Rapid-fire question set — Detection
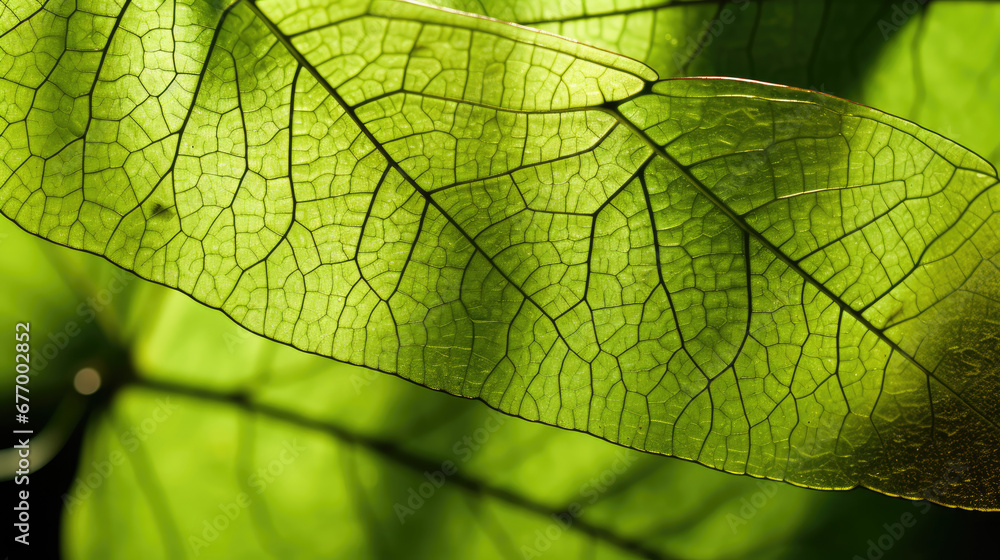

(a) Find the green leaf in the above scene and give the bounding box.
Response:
[2,0,999,510]
[0,215,989,560]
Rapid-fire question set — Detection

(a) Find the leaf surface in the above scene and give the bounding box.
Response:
[1,0,999,509]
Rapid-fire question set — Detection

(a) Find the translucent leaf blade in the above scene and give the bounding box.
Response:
[1,0,998,510]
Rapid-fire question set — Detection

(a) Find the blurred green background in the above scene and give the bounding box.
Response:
[2,1,999,559]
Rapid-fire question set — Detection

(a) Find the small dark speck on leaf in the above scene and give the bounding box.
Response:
[150,203,172,219]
